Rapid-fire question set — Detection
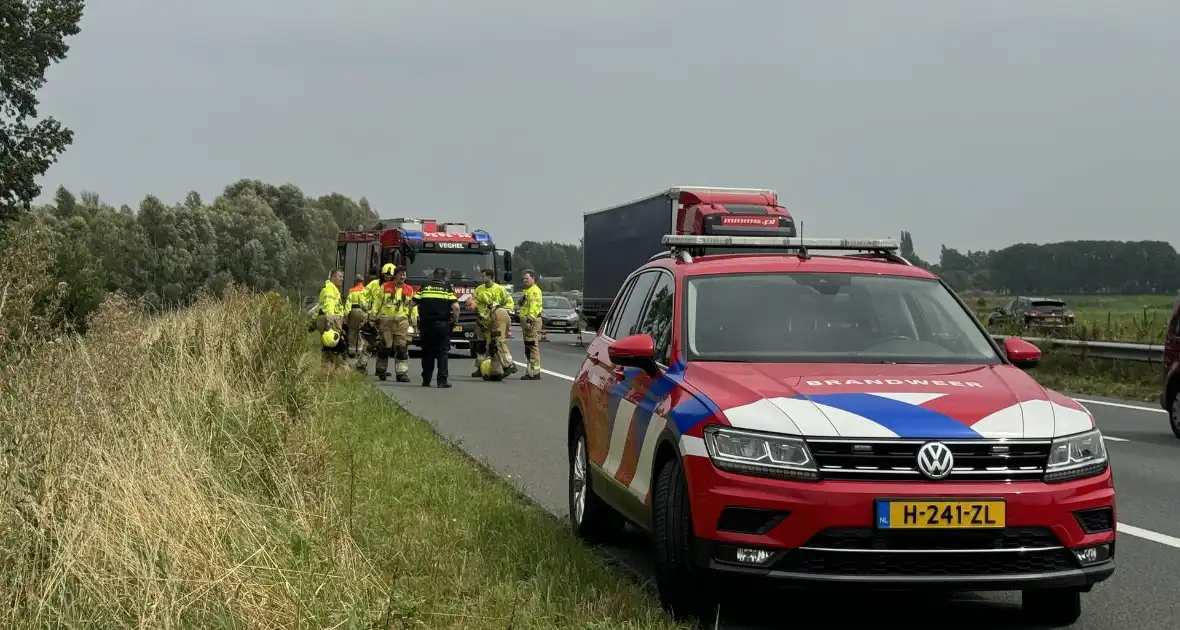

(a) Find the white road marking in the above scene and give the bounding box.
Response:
[519,365,1180,549]
[1073,397,1165,414]
[512,361,575,382]
[1119,523,1180,549]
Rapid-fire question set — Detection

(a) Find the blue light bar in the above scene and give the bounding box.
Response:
[401,229,424,240]
[473,231,490,242]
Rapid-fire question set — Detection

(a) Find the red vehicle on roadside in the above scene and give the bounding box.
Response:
[1160,293,1180,437]
[566,234,1115,625]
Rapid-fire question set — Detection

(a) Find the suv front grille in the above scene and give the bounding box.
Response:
[808,438,1050,481]
[776,526,1076,577]
[775,548,1077,576]
[804,526,1061,551]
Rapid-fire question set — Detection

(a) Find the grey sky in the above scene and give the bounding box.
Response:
[35,0,1180,261]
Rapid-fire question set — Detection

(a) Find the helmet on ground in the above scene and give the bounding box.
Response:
[381,263,396,275]
[480,358,493,377]
[321,329,340,348]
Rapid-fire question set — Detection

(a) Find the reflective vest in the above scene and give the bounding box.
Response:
[347,284,370,310]
[376,282,417,319]
[519,284,543,319]
[318,280,345,316]
[473,283,514,319]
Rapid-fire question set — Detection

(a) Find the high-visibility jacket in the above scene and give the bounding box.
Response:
[374,282,418,319]
[347,283,371,310]
[473,283,514,320]
[413,281,459,325]
[318,280,345,316]
[364,279,382,309]
[519,284,543,319]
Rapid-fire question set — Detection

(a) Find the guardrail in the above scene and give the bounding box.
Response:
[993,335,1165,363]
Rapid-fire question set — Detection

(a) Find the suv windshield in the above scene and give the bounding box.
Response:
[543,296,572,309]
[685,273,1001,364]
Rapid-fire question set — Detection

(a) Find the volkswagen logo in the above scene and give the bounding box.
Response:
[916,442,955,480]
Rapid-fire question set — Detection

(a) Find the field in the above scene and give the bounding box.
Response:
[0,292,686,630]
[965,292,1176,344]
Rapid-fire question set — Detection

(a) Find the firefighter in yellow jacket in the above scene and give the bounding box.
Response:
[517,270,543,380]
[345,274,372,370]
[372,267,418,382]
[317,268,347,369]
[471,268,516,379]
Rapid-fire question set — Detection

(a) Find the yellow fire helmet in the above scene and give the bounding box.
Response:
[381,263,396,275]
[321,329,340,348]
[479,358,493,377]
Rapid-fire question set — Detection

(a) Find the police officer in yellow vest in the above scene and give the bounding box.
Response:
[471,269,516,380]
[371,267,418,382]
[517,270,544,380]
[345,274,372,371]
[317,268,347,369]
[414,267,460,388]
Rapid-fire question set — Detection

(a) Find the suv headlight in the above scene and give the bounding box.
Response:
[1044,428,1108,483]
[702,426,819,481]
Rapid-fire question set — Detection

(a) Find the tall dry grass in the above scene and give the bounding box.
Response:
[0,290,388,628]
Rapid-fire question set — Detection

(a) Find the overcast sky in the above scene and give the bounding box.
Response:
[35,0,1180,261]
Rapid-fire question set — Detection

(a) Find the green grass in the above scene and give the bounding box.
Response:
[323,376,687,629]
[1027,349,1163,403]
[0,291,686,629]
[964,292,1175,344]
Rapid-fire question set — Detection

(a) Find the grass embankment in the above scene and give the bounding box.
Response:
[0,292,685,629]
[1029,349,1161,403]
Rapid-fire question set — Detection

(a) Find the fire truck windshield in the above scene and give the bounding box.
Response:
[404,250,494,283]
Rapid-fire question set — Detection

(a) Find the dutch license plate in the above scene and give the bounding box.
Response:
[876,499,1005,529]
[453,325,462,332]
[552,321,566,326]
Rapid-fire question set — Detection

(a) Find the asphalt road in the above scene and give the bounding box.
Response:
[376,329,1180,629]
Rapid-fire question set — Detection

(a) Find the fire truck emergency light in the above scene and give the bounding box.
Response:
[661,234,899,252]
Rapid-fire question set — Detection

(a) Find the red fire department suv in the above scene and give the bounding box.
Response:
[566,234,1115,625]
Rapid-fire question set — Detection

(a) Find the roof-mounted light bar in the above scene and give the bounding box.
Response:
[661,234,899,252]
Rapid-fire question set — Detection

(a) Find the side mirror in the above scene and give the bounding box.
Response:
[500,250,513,271]
[1003,337,1041,369]
[608,333,659,376]
[504,272,512,283]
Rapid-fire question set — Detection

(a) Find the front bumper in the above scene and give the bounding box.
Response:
[541,318,581,332]
[410,321,477,349]
[683,456,1116,591]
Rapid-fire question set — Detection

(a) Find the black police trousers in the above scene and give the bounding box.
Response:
[419,322,451,384]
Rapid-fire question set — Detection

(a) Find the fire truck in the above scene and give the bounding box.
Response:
[581,186,796,330]
[337,218,513,356]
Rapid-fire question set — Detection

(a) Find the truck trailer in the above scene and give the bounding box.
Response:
[336,218,513,355]
[580,186,795,330]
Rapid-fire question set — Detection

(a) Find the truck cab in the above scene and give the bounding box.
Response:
[581,186,796,330]
[337,218,513,355]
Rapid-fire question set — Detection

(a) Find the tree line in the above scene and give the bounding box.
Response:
[511,231,1180,296]
[900,230,1180,295]
[2,182,376,334]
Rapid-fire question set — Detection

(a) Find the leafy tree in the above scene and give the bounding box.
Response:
[0,0,85,223]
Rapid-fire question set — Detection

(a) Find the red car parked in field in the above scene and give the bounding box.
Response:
[566,234,1115,625]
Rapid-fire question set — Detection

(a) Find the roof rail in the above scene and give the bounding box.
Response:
[662,234,898,251]
[660,234,906,265]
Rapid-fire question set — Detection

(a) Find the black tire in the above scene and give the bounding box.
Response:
[1022,588,1081,626]
[568,423,625,543]
[1169,390,1180,439]
[652,457,717,621]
